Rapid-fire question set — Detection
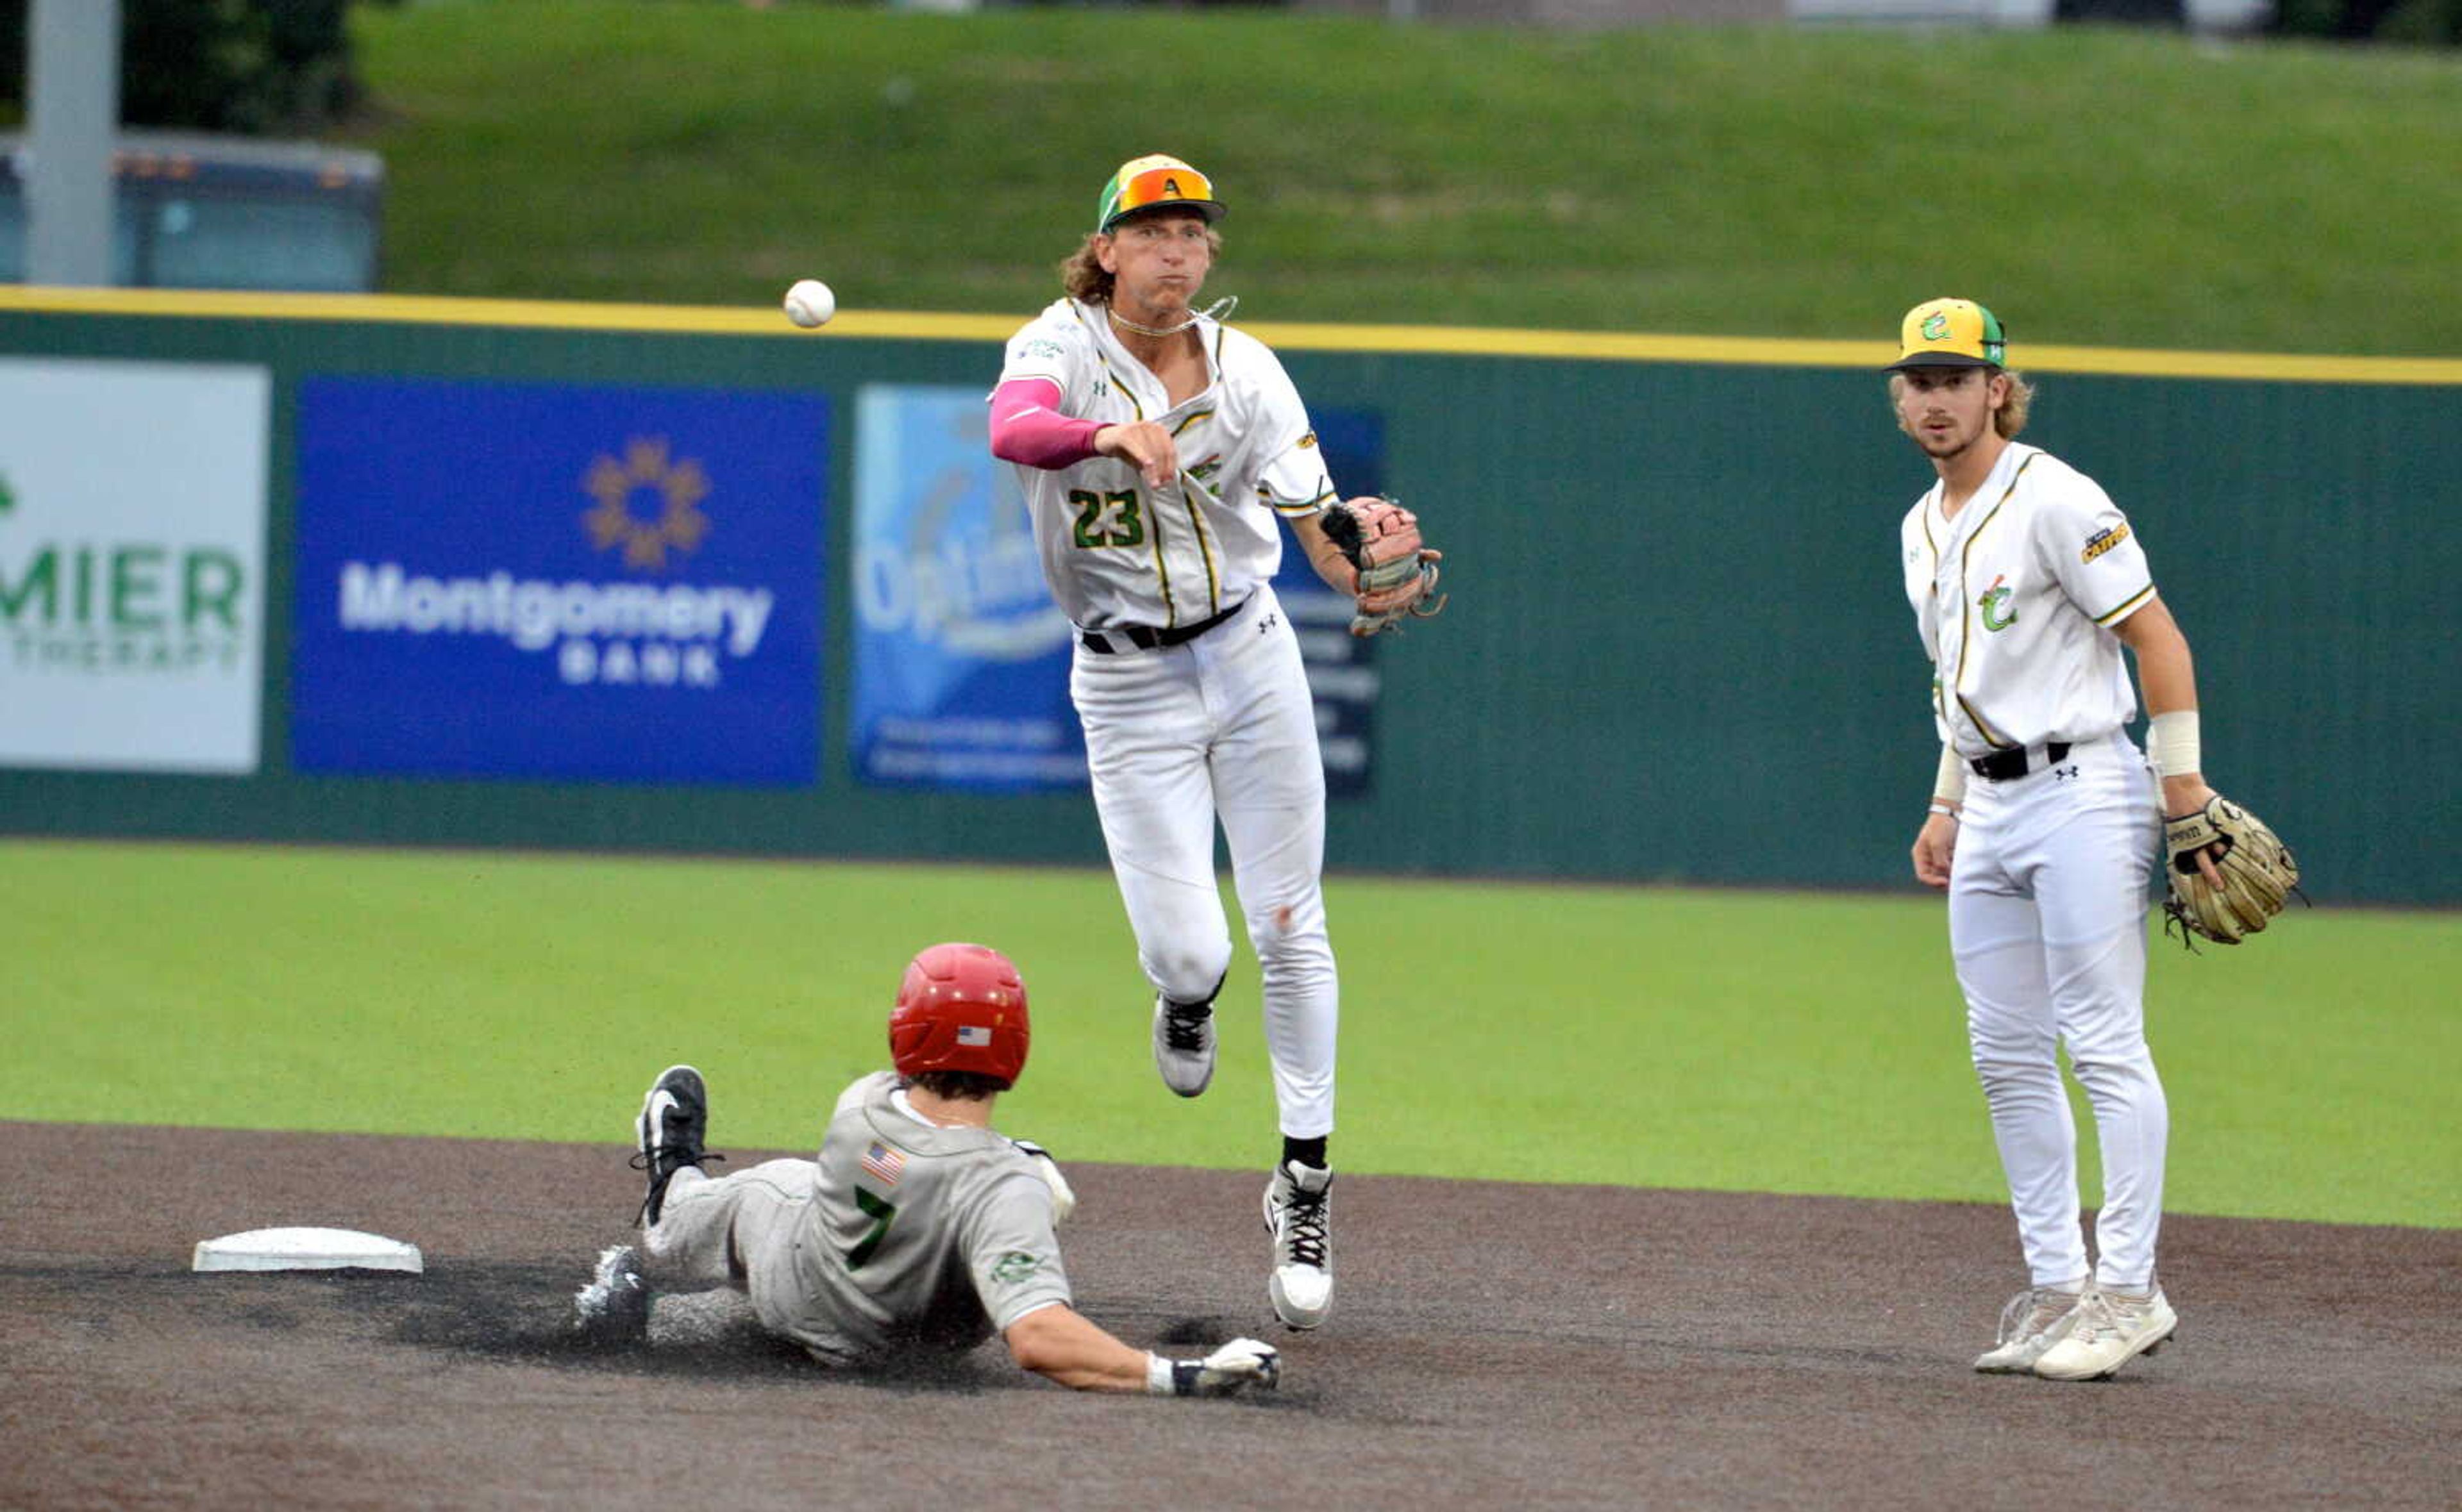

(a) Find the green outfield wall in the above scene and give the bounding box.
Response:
[1,290,2455,904]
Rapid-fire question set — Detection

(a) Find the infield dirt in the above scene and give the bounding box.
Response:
[5,1122,2455,1509]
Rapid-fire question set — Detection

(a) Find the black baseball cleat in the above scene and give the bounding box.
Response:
[630,1065,723,1226]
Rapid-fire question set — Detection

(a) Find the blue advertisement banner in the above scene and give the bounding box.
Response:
[851,386,1082,791]
[291,378,826,785]
[850,387,1386,797]
[1272,407,1385,799]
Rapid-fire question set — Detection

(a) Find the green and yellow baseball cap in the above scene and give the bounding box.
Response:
[1887,297,2007,370]
[1095,154,1226,234]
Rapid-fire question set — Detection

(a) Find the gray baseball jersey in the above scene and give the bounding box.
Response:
[997,297,1336,632]
[769,1072,1072,1364]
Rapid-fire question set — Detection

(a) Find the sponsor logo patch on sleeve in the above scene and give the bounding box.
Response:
[2081,523,2132,563]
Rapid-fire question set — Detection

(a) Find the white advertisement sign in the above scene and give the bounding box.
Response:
[0,358,270,773]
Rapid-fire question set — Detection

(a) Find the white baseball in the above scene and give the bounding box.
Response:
[783,279,835,329]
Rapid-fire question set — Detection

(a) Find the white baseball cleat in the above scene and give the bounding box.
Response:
[1151,993,1216,1097]
[2032,1286,2179,1381]
[1263,1159,1333,1330]
[1973,1282,2091,1373]
[572,1245,649,1343]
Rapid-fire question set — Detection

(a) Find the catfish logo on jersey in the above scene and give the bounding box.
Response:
[2081,523,2132,564]
[1978,574,2018,633]
[991,1252,1044,1284]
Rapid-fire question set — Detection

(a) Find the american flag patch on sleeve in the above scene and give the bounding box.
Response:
[860,1142,905,1188]
[956,1025,993,1047]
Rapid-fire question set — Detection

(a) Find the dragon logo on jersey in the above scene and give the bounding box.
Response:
[991,1251,1043,1284]
[2081,523,2132,563]
[1977,574,2018,633]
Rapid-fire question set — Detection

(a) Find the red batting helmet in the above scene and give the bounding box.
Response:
[889,943,1030,1086]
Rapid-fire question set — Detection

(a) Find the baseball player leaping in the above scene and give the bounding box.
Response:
[571,943,1280,1397]
[1890,298,2229,1382]
[987,154,1439,1331]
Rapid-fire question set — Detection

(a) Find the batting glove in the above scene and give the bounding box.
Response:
[1148,1337,1281,1397]
[1011,1138,1076,1225]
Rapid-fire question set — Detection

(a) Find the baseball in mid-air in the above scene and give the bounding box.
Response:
[783,279,836,329]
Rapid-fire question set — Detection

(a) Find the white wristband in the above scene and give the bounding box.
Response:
[1928,801,1959,819]
[1146,1352,1175,1395]
[1933,744,1968,805]
[2147,710,2202,778]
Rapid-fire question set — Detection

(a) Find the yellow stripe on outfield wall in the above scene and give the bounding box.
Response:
[4,286,2459,386]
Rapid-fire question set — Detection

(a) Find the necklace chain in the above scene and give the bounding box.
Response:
[1107,296,1238,340]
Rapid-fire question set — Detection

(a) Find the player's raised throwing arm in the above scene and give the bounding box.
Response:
[987,377,1177,487]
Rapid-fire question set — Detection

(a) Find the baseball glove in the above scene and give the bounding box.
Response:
[1319,497,1446,637]
[2161,795,2302,947]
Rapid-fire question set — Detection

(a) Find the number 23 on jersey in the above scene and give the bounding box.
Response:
[1071,488,1144,549]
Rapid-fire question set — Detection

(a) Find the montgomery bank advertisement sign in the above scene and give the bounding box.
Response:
[0,358,270,774]
[290,377,827,786]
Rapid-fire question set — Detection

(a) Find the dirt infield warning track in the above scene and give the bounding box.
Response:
[4,1123,2456,1511]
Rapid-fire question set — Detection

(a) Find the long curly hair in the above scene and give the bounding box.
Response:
[1058,224,1225,305]
[1890,369,2034,440]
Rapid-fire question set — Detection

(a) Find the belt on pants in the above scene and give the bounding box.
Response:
[1968,740,2072,782]
[1078,597,1246,655]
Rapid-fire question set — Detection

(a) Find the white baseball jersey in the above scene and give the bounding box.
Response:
[996,297,1336,632]
[1901,442,2156,757]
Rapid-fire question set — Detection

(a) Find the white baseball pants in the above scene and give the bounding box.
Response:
[1948,734,2168,1292]
[1071,583,1338,1138]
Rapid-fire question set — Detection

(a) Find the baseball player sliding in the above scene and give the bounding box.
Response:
[986,154,1441,1331]
[572,942,1280,1397]
[1891,298,2223,1381]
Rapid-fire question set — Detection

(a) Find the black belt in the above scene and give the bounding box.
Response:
[1079,598,1246,655]
[1969,741,2070,782]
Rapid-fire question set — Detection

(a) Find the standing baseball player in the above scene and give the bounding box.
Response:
[1891,297,2221,1382]
[985,153,1441,1332]
[572,942,1281,1398]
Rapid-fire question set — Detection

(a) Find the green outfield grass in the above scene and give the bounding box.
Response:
[344,3,2462,355]
[10,838,2452,1229]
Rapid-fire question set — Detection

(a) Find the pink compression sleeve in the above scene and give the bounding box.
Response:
[989,378,1104,469]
